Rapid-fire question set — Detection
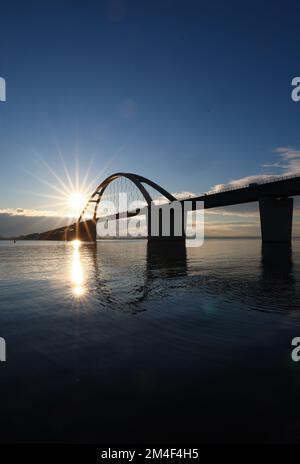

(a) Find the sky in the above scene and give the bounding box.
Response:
[1,0,300,236]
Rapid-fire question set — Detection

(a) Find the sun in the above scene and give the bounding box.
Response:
[27,153,107,223]
[68,192,86,211]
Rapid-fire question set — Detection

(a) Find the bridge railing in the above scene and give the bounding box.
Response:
[195,173,300,199]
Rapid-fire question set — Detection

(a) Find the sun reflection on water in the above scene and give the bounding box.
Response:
[71,240,85,297]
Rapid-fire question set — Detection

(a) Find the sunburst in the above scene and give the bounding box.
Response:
[20,150,114,234]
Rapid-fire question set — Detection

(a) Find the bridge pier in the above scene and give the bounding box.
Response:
[259,197,293,243]
[147,204,186,241]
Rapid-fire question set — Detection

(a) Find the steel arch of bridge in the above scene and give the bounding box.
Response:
[78,172,176,224]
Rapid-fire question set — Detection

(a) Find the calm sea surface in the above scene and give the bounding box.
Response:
[0,238,300,443]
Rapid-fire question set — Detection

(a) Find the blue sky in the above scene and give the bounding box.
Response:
[1,0,300,235]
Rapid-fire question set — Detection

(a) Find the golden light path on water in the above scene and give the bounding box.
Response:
[71,240,86,298]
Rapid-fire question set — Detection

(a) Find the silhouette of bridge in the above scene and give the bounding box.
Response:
[31,172,300,244]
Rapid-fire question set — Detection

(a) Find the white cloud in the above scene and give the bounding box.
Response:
[211,174,278,193]
[210,146,300,193]
[0,208,60,217]
[265,147,300,174]
[0,208,79,218]
[172,191,198,200]
[205,207,259,218]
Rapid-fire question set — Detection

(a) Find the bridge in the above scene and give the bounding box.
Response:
[32,172,300,244]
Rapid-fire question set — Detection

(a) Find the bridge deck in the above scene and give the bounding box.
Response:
[97,174,300,223]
